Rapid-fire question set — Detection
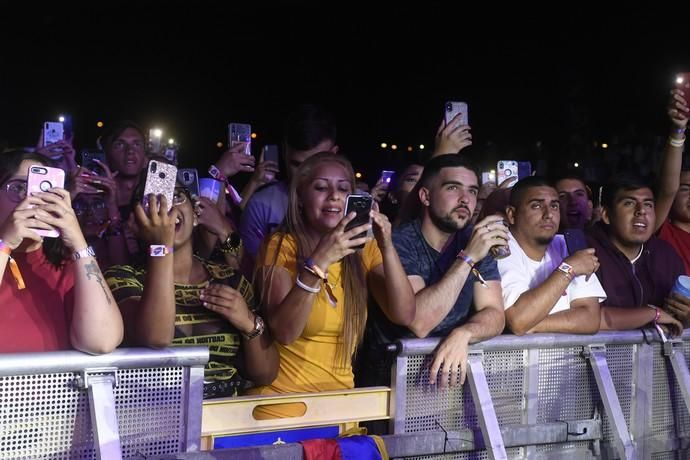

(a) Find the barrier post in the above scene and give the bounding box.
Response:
[77,367,122,460]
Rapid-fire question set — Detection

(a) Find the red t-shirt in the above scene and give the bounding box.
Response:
[658,220,690,274]
[0,248,75,353]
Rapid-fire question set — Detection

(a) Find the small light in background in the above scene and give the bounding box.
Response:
[168,138,175,145]
[96,121,104,128]
[152,129,163,138]
[407,146,413,152]
[251,133,257,139]
[602,143,608,149]
[58,115,65,122]
[355,172,362,179]
[216,142,224,148]
[419,144,425,150]
[380,142,388,149]
[677,76,685,85]
[391,144,398,150]
[574,162,580,168]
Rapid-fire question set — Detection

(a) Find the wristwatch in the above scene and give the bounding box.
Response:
[73,246,96,260]
[242,314,265,340]
[556,261,575,281]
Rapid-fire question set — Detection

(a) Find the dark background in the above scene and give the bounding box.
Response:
[1,3,689,184]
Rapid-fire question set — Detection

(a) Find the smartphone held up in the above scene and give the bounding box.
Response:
[27,165,66,238]
[444,101,469,126]
[142,160,177,214]
[344,194,373,250]
[228,123,252,156]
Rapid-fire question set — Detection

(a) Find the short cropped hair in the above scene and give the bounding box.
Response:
[508,176,554,208]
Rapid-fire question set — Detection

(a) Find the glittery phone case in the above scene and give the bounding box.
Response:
[142,160,177,213]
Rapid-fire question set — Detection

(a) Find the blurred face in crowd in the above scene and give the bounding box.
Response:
[671,171,690,225]
[602,187,655,251]
[508,186,560,248]
[73,194,108,237]
[420,166,478,234]
[397,164,423,196]
[555,178,592,230]
[299,161,353,235]
[105,127,147,178]
[286,139,338,181]
[171,187,196,248]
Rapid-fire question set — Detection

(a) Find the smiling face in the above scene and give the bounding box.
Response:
[299,162,353,235]
[420,166,478,233]
[602,187,655,253]
[555,178,592,230]
[508,185,560,249]
[171,187,196,248]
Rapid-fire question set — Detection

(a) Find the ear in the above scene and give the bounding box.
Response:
[601,206,610,225]
[419,186,431,206]
[506,206,517,226]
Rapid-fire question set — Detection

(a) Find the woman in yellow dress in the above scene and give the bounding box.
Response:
[249,152,415,417]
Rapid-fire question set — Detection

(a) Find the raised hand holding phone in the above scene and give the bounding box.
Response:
[27,165,65,238]
[142,160,177,214]
[344,194,373,249]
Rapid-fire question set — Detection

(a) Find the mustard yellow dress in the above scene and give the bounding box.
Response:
[247,232,382,418]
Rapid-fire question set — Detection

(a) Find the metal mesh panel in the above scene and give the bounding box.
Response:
[483,350,526,427]
[0,366,186,459]
[407,446,522,460]
[601,344,633,444]
[535,347,597,454]
[652,343,675,437]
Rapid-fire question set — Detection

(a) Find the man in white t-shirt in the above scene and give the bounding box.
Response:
[497,177,606,335]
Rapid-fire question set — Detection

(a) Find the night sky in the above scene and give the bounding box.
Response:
[2,4,689,183]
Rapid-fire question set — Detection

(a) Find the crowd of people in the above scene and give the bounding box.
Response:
[2,89,690,429]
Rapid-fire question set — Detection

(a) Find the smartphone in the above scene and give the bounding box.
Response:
[148,128,162,155]
[27,165,66,238]
[43,122,64,147]
[497,160,519,187]
[261,145,280,182]
[481,171,496,185]
[81,150,106,176]
[676,73,690,106]
[177,168,200,198]
[518,161,532,179]
[163,145,178,164]
[380,170,395,186]
[228,123,252,156]
[344,194,373,250]
[142,160,178,213]
[563,228,588,255]
[444,101,469,126]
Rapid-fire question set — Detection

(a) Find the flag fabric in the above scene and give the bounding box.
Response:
[301,434,387,460]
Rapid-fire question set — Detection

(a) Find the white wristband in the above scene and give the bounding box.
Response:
[296,275,320,293]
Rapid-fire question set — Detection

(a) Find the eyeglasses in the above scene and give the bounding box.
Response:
[111,139,145,152]
[73,199,107,216]
[4,180,27,203]
[172,188,188,206]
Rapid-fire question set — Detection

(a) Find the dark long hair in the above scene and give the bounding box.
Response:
[0,150,67,267]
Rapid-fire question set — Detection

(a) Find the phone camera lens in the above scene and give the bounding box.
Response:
[151,162,157,173]
[159,172,166,179]
[445,102,452,112]
[498,162,504,169]
[184,172,190,181]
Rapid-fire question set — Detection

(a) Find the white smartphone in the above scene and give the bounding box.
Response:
[228,123,252,155]
[43,122,64,146]
[497,160,519,187]
[444,101,469,126]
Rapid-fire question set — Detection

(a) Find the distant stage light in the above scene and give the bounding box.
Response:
[58,116,65,122]
[355,172,362,179]
[419,144,425,150]
[96,121,104,128]
[391,144,398,150]
[602,143,608,149]
[216,142,224,148]
[152,129,163,138]
[380,143,388,149]
[168,138,175,145]
[407,146,413,152]
[574,162,580,168]
[251,133,257,139]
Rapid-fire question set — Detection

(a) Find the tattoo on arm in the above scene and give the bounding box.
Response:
[84,260,112,305]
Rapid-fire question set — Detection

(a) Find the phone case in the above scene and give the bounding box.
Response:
[564,228,588,255]
[228,123,252,155]
[497,160,519,187]
[344,194,373,249]
[380,170,395,185]
[27,165,66,238]
[43,122,64,146]
[177,168,200,198]
[444,101,469,126]
[262,145,280,165]
[81,150,106,175]
[142,160,178,212]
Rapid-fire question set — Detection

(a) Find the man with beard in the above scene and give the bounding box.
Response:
[498,177,605,335]
[555,175,594,231]
[358,155,506,390]
[587,176,686,333]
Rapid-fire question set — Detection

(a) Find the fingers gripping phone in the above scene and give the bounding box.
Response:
[344,194,373,250]
[228,123,252,156]
[81,150,106,176]
[27,165,66,238]
[564,228,588,255]
[444,101,469,126]
[142,160,177,213]
[177,168,200,198]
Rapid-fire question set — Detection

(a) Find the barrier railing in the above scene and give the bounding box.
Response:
[0,347,207,460]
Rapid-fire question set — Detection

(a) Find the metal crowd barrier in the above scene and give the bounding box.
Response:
[156,329,690,460]
[0,347,207,460]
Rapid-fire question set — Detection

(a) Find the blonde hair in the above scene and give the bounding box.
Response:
[260,152,367,366]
